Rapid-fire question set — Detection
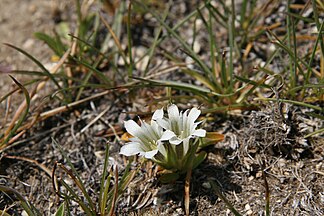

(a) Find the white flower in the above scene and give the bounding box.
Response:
[120,104,208,173]
[153,104,206,146]
[120,117,165,159]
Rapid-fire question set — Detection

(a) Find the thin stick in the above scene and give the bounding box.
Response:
[262,169,270,216]
[184,168,192,216]
[39,89,125,120]
[80,104,111,134]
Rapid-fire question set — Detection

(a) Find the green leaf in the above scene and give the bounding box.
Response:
[34,32,65,56]
[209,181,242,216]
[132,77,241,97]
[72,57,112,86]
[52,138,96,214]
[4,43,64,97]
[182,68,219,92]
[254,98,323,112]
[158,172,180,183]
[54,202,65,216]
[99,144,111,215]
[234,75,271,88]
[192,151,207,170]
[0,185,41,216]
[286,12,314,23]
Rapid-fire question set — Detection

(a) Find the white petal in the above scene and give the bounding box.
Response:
[129,137,139,142]
[157,143,167,158]
[169,137,182,145]
[124,120,141,137]
[142,121,158,140]
[182,110,189,133]
[152,108,164,120]
[156,118,170,130]
[182,138,190,156]
[188,107,201,123]
[160,130,176,141]
[192,129,206,137]
[167,104,180,121]
[120,142,142,156]
[144,149,159,159]
[150,121,162,137]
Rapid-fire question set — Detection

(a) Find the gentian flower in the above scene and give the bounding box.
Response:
[120,104,207,173]
[120,117,166,159]
[153,104,206,153]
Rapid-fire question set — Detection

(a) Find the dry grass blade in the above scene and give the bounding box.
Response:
[39,89,126,121]
[80,104,112,134]
[1,94,11,129]
[1,76,30,148]
[0,123,71,154]
[52,161,63,199]
[3,155,53,177]
[99,13,128,66]
[0,209,12,216]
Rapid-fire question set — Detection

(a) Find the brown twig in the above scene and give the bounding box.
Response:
[184,168,192,216]
[52,161,63,199]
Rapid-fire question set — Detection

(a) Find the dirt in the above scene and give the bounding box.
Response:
[0,0,323,215]
[0,0,74,93]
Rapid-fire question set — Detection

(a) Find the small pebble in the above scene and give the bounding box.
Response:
[202,182,211,189]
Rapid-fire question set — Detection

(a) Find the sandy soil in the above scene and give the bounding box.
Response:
[0,0,75,92]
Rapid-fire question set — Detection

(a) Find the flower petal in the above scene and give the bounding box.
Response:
[182,110,189,131]
[152,108,164,120]
[157,143,167,158]
[143,149,159,159]
[188,107,201,123]
[156,118,170,130]
[142,121,159,140]
[167,104,180,122]
[182,138,190,156]
[160,130,176,141]
[120,142,142,156]
[169,137,182,145]
[150,121,162,137]
[192,129,206,137]
[124,120,141,137]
